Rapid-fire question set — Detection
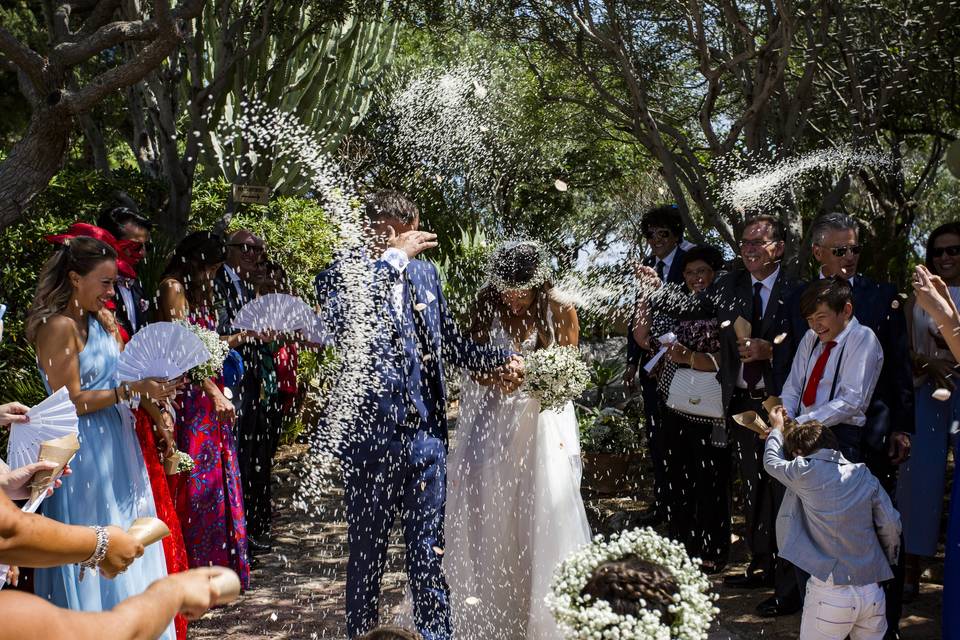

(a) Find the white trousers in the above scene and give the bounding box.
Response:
[799,576,886,640]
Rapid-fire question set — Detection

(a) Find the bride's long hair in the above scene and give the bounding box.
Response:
[468,241,558,347]
[25,237,117,344]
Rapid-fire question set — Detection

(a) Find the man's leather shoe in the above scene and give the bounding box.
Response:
[756,595,801,617]
[723,571,773,589]
[636,508,665,526]
[247,536,273,554]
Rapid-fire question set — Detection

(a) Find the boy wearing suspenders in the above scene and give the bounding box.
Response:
[779,277,884,463]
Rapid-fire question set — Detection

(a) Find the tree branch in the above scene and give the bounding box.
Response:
[0,28,47,91]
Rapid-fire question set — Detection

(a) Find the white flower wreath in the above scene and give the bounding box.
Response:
[485,240,553,291]
[547,528,719,640]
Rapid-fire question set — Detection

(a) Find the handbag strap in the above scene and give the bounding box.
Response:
[704,352,719,371]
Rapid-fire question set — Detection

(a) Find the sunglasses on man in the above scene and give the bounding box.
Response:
[930,245,960,258]
[227,242,265,254]
[828,244,862,258]
[643,229,673,240]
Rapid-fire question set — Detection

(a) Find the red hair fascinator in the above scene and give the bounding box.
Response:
[45,222,143,279]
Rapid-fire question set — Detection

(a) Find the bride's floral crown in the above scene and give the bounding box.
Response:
[484,240,553,292]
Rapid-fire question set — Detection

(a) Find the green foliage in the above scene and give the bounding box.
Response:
[578,406,641,454]
[432,226,491,324]
[586,356,626,406]
[227,196,341,298]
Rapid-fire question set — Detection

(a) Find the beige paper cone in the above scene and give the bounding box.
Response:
[733,410,770,436]
[30,433,80,502]
[128,517,171,547]
[762,396,782,415]
[210,568,242,606]
[163,451,181,475]
[733,316,752,340]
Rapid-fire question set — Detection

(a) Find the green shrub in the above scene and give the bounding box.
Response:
[578,405,642,454]
[227,196,340,298]
[433,226,491,325]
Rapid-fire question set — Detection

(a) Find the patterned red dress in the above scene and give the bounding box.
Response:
[119,325,189,640]
[169,313,250,589]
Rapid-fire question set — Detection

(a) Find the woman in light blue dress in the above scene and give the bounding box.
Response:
[26,237,179,636]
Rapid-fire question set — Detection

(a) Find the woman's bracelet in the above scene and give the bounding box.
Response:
[79,525,109,581]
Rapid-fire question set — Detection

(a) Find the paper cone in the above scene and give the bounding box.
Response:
[210,568,242,605]
[762,396,782,415]
[733,410,770,436]
[128,517,171,547]
[733,316,752,340]
[163,452,179,475]
[30,433,80,502]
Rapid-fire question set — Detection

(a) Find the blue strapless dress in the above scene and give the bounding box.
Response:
[34,315,173,640]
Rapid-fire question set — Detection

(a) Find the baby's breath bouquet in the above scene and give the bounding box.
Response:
[175,320,230,383]
[521,345,590,412]
[547,528,718,640]
[164,449,196,475]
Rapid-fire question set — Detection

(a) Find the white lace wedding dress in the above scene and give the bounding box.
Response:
[443,314,592,640]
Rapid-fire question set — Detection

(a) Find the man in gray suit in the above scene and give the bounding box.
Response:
[764,413,900,640]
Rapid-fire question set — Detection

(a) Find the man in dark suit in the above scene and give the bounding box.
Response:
[715,214,803,617]
[97,206,154,337]
[314,191,520,639]
[624,204,691,525]
[212,229,271,552]
[790,212,913,639]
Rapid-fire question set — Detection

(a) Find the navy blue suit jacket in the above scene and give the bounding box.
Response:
[789,275,915,439]
[315,255,508,463]
[626,247,689,366]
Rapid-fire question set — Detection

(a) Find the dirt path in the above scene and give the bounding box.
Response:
[191,445,943,640]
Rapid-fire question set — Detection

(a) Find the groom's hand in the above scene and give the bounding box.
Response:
[495,355,525,393]
[387,227,438,259]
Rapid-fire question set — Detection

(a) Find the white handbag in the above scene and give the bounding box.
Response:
[665,353,724,420]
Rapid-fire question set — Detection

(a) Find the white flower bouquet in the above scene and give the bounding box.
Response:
[163,449,196,475]
[175,320,230,383]
[547,528,718,640]
[521,345,590,411]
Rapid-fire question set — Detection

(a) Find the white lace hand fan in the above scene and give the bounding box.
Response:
[117,322,211,382]
[232,293,315,333]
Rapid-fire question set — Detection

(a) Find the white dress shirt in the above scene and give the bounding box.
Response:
[381,248,410,315]
[736,266,781,389]
[818,268,856,288]
[117,283,138,332]
[223,264,248,303]
[780,317,883,427]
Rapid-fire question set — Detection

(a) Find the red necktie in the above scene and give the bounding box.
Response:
[801,340,837,407]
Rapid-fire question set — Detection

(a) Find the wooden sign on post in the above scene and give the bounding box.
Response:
[232,184,271,205]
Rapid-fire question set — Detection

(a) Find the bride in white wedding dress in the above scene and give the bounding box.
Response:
[443,241,592,640]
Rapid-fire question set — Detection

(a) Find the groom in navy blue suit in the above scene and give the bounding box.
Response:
[315,191,521,640]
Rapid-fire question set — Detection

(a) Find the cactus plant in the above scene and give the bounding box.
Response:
[203,9,398,194]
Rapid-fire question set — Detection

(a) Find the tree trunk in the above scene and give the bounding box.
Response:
[0,106,74,231]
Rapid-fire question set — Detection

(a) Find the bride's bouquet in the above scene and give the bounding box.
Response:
[547,528,718,640]
[175,320,231,383]
[521,345,590,412]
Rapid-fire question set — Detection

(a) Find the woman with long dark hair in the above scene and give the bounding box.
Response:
[158,232,250,589]
[27,237,179,638]
[444,241,591,640]
[898,221,960,601]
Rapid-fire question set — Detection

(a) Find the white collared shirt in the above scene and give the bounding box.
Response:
[381,248,410,315]
[819,268,856,288]
[780,317,883,427]
[223,264,247,302]
[117,283,138,332]
[736,266,781,389]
